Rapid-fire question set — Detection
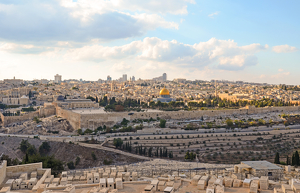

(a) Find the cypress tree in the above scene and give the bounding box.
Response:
[274,152,280,164]
[292,154,295,166]
[286,155,290,165]
[295,151,299,166]
[25,153,29,164]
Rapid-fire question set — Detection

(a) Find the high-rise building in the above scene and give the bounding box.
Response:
[132,76,135,81]
[162,73,167,82]
[107,75,112,81]
[123,74,127,82]
[54,74,62,83]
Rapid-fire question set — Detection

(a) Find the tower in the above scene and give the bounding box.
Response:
[162,73,167,82]
[122,74,127,82]
[54,74,62,83]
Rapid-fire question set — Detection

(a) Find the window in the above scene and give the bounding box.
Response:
[268,172,272,176]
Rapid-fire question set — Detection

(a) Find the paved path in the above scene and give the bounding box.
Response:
[77,142,150,160]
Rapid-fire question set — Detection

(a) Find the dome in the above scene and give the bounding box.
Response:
[57,95,65,101]
[159,88,170,96]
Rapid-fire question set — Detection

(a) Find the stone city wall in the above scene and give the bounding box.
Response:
[0,161,7,185]
[56,107,81,129]
[0,111,39,127]
[39,105,56,117]
[63,106,300,130]
[6,162,42,177]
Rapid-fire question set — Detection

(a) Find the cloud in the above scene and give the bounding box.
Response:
[180,18,185,23]
[0,43,54,54]
[272,45,297,53]
[66,37,268,71]
[0,0,179,43]
[271,72,290,79]
[208,11,219,18]
[278,68,284,72]
[61,0,195,15]
[111,62,132,72]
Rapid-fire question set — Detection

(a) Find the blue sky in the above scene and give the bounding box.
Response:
[0,0,299,84]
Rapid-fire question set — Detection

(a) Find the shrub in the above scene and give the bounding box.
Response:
[91,152,96,160]
[75,157,80,165]
[67,161,75,169]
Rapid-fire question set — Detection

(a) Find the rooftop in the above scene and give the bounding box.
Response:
[241,161,282,170]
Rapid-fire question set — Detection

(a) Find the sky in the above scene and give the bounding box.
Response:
[0,0,299,84]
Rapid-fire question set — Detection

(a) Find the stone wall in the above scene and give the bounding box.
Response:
[60,106,300,130]
[6,162,43,177]
[56,107,81,129]
[0,161,7,185]
[39,104,56,117]
[1,111,39,127]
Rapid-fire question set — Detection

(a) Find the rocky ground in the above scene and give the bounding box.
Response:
[0,136,142,169]
[0,115,76,136]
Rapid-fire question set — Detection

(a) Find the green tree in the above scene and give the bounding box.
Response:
[19,139,30,153]
[295,151,299,166]
[67,161,75,169]
[274,152,280,164]
[75,157,80,165]
[91,152,97,160]
[39,142,51,155]
[27,145,37,156]
[159,119,166,128]
[113,138,123,148]
[225,119,233,128]
[286,155,290,165]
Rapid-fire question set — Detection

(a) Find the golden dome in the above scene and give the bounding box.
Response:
[159,88,170,95]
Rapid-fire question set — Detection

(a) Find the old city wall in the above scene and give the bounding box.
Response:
[0,161,7,185]
[6,162,42,177]
[39,106,56,117]
[0,112,4,126]
[1,111,39,127]
[75,106,300,129]
[56,107,81,129]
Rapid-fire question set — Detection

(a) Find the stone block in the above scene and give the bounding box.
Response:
[28,178,37,189]
[12,179,22,190]
[197,180,206,190]
[115,178,123,190]
[260,176,269,190]
[232,179,242,188]
[31,172,37,178]
[282,184,292,193]
[107,178,114,190]
[215,185,224,193]
[20,173,28,181]
[0,187,10,193]
[60,177,68,185]
[110,172,116,180]
[132,172,138,181]
[191,175,201,186]
[224,177,233,187]
[158,181,166,191]
[206,185,215,193]
[243,179,251,188]
[103,172,109,179]
[20,180,28,189]
[94,173,100,183]
[87,173,94,184]
[250,182,258,193]
[100,178,107,189]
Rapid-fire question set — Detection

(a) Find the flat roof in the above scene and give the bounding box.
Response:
[241,161,282,170]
